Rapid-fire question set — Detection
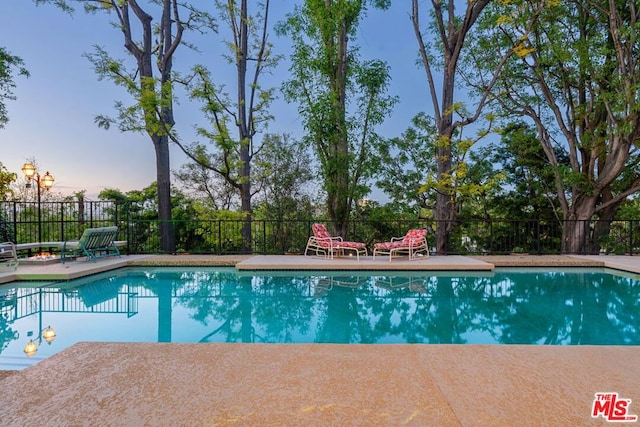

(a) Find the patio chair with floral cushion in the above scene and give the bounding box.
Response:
[373,229,429,261]
[304,223,368,261]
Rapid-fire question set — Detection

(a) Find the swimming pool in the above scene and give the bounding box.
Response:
[1,266,639,369]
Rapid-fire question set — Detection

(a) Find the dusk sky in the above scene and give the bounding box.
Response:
[1,1,432,200]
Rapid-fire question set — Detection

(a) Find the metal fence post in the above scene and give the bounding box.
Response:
[126,201,131,255]
[12,202,17,243]
[60,201,65,242]
[263,221,267,254]
[630,219,634,256]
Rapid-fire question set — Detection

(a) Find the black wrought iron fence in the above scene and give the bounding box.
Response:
[0,201,129,255]
[2,201,640,255]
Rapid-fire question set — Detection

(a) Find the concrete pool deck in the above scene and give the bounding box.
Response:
[1,254,639,426]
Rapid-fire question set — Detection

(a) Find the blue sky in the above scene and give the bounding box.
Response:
[1,1,431,200]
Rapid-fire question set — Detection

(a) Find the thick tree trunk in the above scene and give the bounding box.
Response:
[411,0,491,255]
[237,0,253,253]
[561,197,597,254]
[154,135,176,253]
[327,164,351,239]
[327,193,347,239]
[240,179,252,253]
[561,219,590,254]
[434,192,453,255]
[119,0,181,254]
[588,195,621,255]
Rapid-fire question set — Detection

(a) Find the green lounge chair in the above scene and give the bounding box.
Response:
[61,226,121,263]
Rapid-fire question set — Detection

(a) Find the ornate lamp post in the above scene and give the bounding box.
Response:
[21,162,54,247]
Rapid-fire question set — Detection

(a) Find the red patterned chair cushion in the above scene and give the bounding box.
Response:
[336,241,366,249]
[311,223,334,247]
[374,241,406,249]
[403,229,426,243]
[312,223,366,248]
[312,223,331,240]
[374,229,427,249]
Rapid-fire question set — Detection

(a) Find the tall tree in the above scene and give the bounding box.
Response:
[278,0,395,238]
[410,0,545,253]
[473,0,640,253]
[410,0,491,254]
[82,0,211,253]
[182,0,277,253]
[0,47,29,129]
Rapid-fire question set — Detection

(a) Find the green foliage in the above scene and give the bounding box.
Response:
[86,47,176,137]
[484,122,563,221]
[253,133,317,221]
[616,198,640,221]
[351,200,425,246]
[375,112,503,222]
[182,0,280,251]
[98,183,221,253]
[0,163,17,201]
[33,0,74,13]
[0,47,29,129]
[191,204,245,252]
[251,133,320,253]
[0,212,13,242]
[278,0,395,233]
[373,112,436,211]
[468,0,640,252]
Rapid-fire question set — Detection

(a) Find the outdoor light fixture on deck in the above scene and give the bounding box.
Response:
[23,325,56,357]
[21,162,55,249]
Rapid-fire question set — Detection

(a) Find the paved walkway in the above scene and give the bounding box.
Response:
[0,254,639,426]
[236,254,494,270]
[1,342,638,426]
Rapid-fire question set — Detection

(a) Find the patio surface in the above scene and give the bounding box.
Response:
[0,254,639,426]
[236,254,495,270]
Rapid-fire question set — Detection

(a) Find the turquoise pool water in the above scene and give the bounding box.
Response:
[1,266,639,369]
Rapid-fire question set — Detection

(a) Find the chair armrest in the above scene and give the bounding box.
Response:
[316,236,342,243]
[62,241,81,251]
[0,242,16,252]
[408,238,426,248]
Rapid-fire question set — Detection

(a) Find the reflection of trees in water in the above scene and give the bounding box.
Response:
[2,269,639,349]
[251,275,315,342]
[0,312,19,354]
[173,272,316,343]
[430,278,463,343]
[470,271,640,345]
[316,277,379,344]
[365,277,465,344]
[139,270,640,345]
[0,289,18,352]
[605,275,640,344]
